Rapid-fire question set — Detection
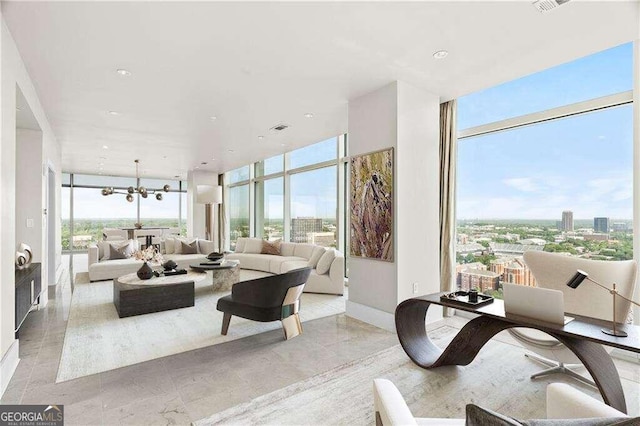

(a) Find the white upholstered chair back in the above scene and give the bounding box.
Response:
[523,251,637,322]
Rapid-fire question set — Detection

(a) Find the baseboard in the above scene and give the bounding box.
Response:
[346,301,396,332]
[611,348,640,364]
[0,340,20,397]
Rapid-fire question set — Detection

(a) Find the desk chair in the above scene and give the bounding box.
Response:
[509,251,637,385]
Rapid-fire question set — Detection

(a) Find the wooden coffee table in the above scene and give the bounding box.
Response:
[189,260,240,292]
[113,270,206,318]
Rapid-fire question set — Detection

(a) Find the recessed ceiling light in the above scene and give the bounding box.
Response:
[228,150,235,153]
[211,158,215,161]
[304,113,314,118]
[116,69,131,76]
[195,166,200,169]
[201,162,208,165]
[102,145,109,149]
[258,136,265,140]
[433,50,448,59]
[281,144,285,147]
[108,111,121,116]
[210,116,217,121]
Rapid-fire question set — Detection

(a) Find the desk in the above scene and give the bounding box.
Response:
[395,292,640,414]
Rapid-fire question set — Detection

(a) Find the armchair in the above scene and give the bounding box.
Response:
[216,267,312,340]
[373,379,629,425]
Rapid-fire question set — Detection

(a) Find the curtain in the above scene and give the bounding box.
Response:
[218,173,227,252]
[439,100,457,295]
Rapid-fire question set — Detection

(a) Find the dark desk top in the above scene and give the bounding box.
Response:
[420,292,640,354]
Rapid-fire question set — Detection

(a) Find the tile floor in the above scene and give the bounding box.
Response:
[1,259,398,425]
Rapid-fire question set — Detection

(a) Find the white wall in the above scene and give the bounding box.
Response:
[1,12,61,394]
[16,129,43,261]
[346,81,441,329]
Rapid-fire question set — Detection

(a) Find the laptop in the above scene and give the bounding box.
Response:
[503,283,573,325]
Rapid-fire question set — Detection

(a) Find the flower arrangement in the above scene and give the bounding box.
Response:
[133,245,164,264]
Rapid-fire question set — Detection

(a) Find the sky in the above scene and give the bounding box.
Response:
[456,42,633,221]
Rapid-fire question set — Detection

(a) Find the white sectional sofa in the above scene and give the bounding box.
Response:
[88,238,215,281]
[226,237,345,295]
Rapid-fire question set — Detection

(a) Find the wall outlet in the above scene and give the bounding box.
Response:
[26,218,34,228]
[412,282,418,294]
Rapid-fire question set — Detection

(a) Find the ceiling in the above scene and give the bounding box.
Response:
[3,1,638,179]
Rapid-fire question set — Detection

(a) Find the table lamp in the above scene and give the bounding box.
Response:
[196,185,223,243]
[566,269,640,337]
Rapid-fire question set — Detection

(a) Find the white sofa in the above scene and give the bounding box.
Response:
[88,238,215,281]
[225,237,345,295]
[373,379,630,425]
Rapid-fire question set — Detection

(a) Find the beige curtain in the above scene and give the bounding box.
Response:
[217,174,227,252]
[440,100,457,294]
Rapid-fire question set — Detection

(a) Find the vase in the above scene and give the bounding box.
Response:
[137,261,154,280]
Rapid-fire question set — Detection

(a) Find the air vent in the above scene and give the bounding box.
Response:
[532,0,570,13]
[270,123,290,132]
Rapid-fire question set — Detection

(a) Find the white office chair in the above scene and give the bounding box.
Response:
[509,251,637,386]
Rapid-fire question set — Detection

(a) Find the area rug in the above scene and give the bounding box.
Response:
[57,272,346,382]
[195,325,640,425]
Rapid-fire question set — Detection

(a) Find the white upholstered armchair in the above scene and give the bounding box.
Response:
[373,379,629,425]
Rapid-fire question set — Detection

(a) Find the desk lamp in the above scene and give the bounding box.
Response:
[566,269,640,337]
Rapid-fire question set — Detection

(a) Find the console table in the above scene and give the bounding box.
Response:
[395,292,640,414]
[15,263,42,334]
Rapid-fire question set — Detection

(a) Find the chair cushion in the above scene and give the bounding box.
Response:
[235,237,247,253]
[509,328,562,348]
[308,246,326,268]
[243,238,264,254]
[316,249,336,275]
[280,242,296,256]
[217,296,282,322]
[293,243,315,260]
[281,260,311,274]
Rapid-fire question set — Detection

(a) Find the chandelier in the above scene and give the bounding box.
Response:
[101,159,170,202]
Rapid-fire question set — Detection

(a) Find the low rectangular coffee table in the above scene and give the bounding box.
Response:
[113,270,206,318]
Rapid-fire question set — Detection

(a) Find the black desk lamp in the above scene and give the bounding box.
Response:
[566,269,640,337]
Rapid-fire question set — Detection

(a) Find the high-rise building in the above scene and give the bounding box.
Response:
[561,211,574,231]
[291,217,323,243]
[593,217,610,234]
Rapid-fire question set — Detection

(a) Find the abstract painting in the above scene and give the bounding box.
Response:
[349,147,393,261]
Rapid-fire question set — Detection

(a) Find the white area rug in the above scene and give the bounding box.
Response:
[195,326,640,425]
[57,272,345,382]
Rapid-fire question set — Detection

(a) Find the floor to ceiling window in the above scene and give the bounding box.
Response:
[225,135,346,253]
[455,42,633,298]
[61,173,187,251]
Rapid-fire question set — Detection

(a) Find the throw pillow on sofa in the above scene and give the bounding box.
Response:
[181,240,198,254]
[109,243,131,260]
[261,239,281,255]
[99,239,137,261]
[316,249,335,275]
[308,246,326,268]
[163,237,176,254]
[174,237,197,254]
[243,238,263,254]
